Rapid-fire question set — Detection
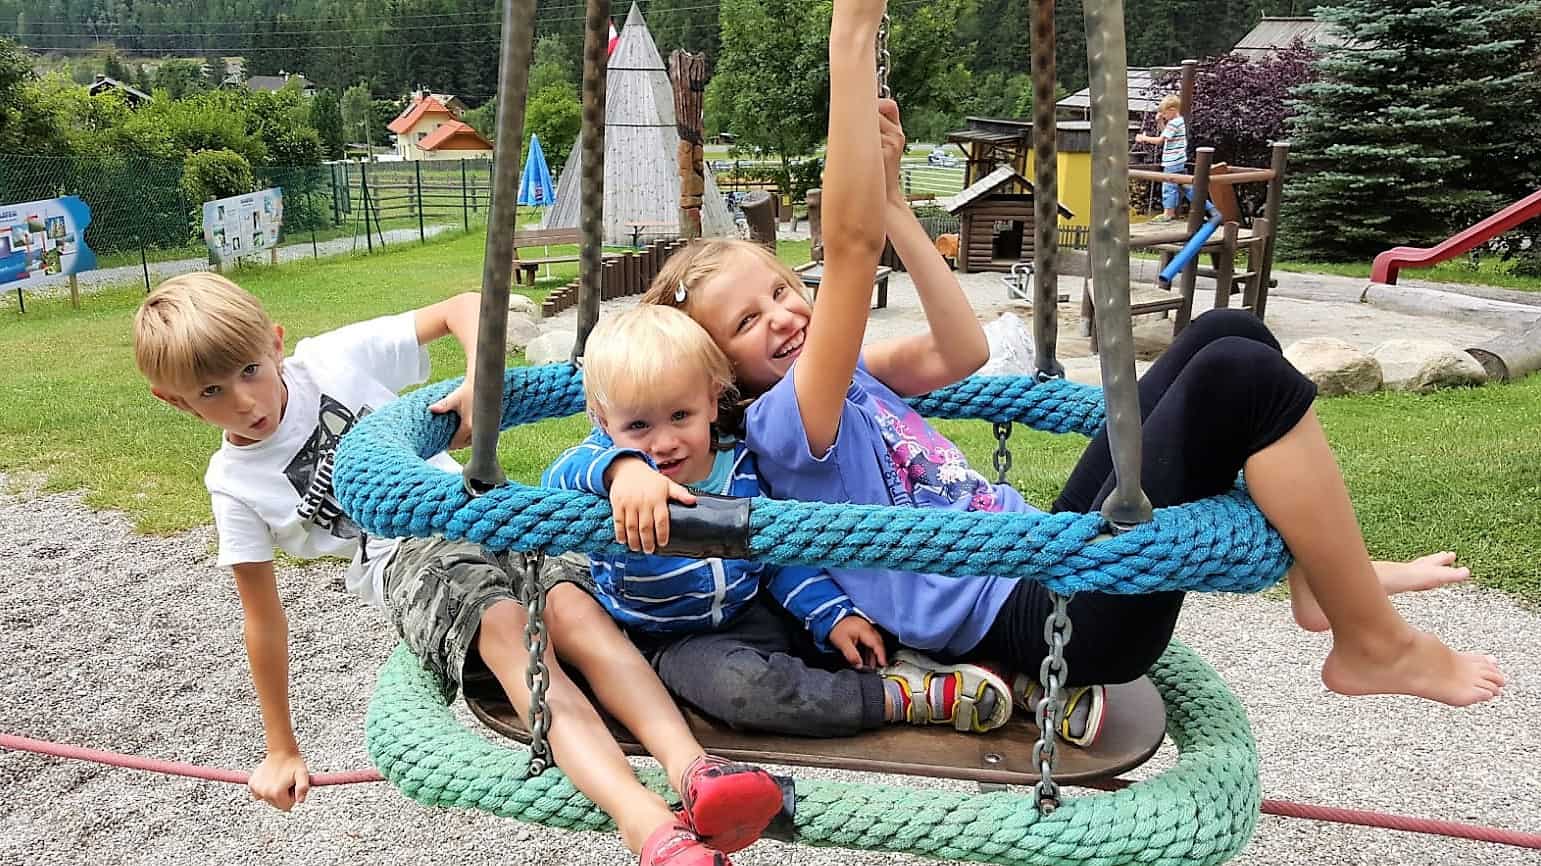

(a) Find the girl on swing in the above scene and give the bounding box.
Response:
[560,0,1504,744]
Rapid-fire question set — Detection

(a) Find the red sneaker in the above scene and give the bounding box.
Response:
[640,822,729,866]
[677,755,783,853]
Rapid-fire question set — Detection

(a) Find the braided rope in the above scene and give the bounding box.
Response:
[333,364,1292,597]
[367,639,1260,865]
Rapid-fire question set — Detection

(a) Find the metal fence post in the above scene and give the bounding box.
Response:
[359,160,375,253]
[462,159,470,231]
[415,161,426,242]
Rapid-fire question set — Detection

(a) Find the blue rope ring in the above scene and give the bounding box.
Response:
[334,364,1292,597]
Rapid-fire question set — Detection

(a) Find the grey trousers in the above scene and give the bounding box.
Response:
[631,598,887,737]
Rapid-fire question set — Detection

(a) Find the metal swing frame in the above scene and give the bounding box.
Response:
[460,0,1157,811]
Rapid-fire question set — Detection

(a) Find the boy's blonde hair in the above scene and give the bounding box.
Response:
[1158,94,1182,114]
[583,304,736,423]
[134,272,277,390]
[642,238,810,319]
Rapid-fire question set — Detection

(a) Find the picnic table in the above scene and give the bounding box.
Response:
[792,262,892,310]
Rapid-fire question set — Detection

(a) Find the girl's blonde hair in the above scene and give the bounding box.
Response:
[1158,94,1182,114]
[134,272,277,390]
[582,304,736,424]
[641,238,810,319]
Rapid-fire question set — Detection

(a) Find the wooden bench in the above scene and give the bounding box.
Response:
[513,227,582,286]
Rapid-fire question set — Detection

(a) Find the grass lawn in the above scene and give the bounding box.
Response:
[2,231,1537,603]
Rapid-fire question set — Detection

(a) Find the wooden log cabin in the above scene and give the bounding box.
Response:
[939,165,1074,273]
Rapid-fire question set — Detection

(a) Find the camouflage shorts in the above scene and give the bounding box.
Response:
[382,536,595,699]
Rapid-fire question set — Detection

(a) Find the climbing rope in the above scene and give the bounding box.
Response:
[5,731,1539,851]
[332,365,1294,599]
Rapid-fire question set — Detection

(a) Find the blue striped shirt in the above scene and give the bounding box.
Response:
[542,433,864,649]
[1161,115,1188,167]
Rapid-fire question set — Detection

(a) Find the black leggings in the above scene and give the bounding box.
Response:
[961,309,1318,685]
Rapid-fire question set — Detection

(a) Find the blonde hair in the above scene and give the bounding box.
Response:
[642,238,809,318]
[134,272,276,390]
[1158,94,1182,114]
[582,304,736,424]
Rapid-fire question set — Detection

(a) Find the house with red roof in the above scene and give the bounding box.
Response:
[387,93,494,161]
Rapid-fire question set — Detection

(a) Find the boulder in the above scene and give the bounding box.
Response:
[1283,337,1383,396]
[1371,339,1488,393]
[503,313,541,353]
[508,294,539,317]
[524,329,576,365]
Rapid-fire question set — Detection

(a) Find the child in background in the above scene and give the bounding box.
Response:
[1135,94,1189,221]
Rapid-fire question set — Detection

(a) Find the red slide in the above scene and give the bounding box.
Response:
[1371,188,1541,284]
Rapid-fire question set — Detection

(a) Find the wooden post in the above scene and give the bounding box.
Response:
[1179,59,1198,118]
[1213,220,1238,309]
[670,50,708,241]
[1173,147,1214,332]
[68,274,79,309]
[806,188,824,262]
[1254,141,1290,320]
[740,191,776,251]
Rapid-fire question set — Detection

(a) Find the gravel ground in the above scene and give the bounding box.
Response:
[2,476,1537,866]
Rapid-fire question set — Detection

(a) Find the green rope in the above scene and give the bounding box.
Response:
[367,640,1259,865]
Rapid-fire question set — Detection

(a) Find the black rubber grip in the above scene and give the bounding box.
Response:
[661,493,752,559]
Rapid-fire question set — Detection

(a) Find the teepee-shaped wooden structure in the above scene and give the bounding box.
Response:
[542,3,736,244]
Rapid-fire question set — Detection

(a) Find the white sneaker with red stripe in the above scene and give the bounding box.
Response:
[880,650,1013,733]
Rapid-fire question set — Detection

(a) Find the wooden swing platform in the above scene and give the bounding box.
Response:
[465,675,1166,786]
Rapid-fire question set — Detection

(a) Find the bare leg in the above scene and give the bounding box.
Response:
[1289,552,1472,633]
[476,599,675,853]
[1246,411,1505,707]
[543,584,705,792]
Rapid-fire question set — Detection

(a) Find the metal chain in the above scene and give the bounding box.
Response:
[1032,592,1073,813]
[876,12,892,99]
[519,551,553,775]
[992,421,1014,485]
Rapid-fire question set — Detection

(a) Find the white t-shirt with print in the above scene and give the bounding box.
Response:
[204,311,461,608]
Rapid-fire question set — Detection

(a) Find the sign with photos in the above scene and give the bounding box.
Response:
[0,196,97,287]
[202,187,284,262]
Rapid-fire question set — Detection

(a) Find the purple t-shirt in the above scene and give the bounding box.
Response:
[745,360,1029,656]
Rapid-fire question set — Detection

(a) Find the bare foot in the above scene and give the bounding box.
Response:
[1289,552,1472,633]
[1322,628,1505,707]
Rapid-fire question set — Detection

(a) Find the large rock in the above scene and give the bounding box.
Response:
[1371,339,1488,393]
[1283,337,1383,396]
[524,329,576,365]
[503,313,541,353]
[508,294,539,318]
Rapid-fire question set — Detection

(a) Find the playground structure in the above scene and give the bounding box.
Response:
[325,0,1305,863]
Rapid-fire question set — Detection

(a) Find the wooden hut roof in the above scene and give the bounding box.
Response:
[939,165,1074,218]
[541,3,734,244]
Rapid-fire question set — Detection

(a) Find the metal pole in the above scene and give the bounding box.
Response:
[415,160,426,242]
[359,160,374,254]
[462,159,470,231]
[464,0,539,494]
[572,0,611,362]
[1030,0,1063,379]
[1083,0,1152,529]
[139,238,151,293]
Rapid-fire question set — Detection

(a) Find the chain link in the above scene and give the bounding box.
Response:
[876,12,892,99]
[992,421,1014,486]
[1032,592,1073,813]
[519,551,554,775]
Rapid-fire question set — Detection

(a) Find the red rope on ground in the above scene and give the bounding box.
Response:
[5,732,1539,849]
[0,733,383,787]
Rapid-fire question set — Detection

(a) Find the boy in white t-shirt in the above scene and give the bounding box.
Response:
[133,273,784,866]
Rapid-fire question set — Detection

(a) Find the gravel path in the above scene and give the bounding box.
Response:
[2,476,1537,866]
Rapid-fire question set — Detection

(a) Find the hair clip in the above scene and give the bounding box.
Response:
[675,281,688,304]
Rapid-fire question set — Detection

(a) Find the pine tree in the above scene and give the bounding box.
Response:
[310,88,346,160]
[1283,0,1541,261]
